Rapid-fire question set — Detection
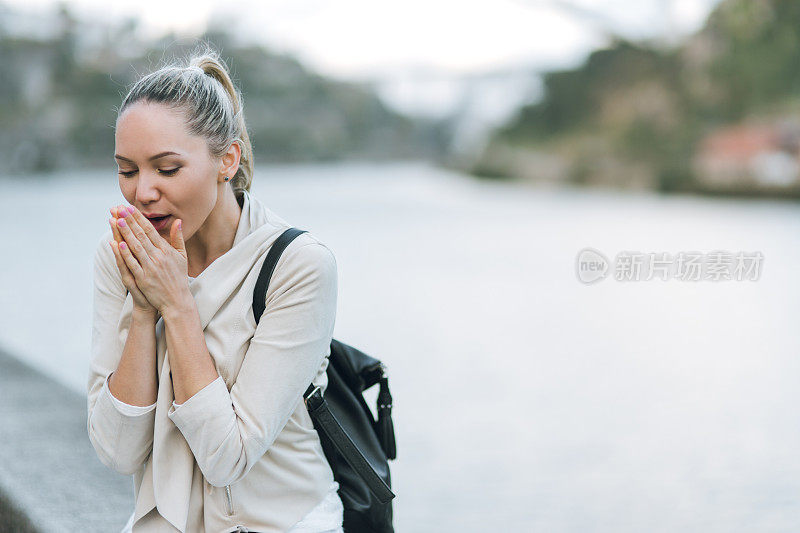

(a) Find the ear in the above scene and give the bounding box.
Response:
[220,141,241,182]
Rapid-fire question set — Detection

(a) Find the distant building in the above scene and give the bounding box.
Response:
[694,121,800,190]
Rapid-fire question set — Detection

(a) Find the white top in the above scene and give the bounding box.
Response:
[119,480,343,533]
[120,484,343,533]
[88,189,344,532]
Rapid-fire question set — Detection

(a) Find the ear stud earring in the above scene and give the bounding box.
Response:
[224,176,230,181]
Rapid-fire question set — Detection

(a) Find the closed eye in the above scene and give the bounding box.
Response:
[118,168,181,177]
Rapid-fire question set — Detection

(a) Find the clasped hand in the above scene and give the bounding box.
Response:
[108,205,190,316]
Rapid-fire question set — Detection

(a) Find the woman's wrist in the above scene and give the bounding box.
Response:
[160,291,196,322]
[132,306,159,323]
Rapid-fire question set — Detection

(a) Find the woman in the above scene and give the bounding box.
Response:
[86,44,344,533]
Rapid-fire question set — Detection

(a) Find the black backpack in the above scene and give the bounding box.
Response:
[252,227,397,533]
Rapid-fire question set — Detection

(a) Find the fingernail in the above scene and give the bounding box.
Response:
[178,220,182,230]
[119,210,128,218]
[127,206,135,214]
[118,219,127,227]
[120,242,127,250]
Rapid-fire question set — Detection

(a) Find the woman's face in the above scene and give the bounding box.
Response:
[114,101,219,239]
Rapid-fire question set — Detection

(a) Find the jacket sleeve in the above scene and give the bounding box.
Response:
[86,231,157,475]
[166,240,338,487]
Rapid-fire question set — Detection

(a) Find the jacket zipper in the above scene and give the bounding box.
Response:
[225,485,234,516]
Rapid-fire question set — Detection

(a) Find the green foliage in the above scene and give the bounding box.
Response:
[486,0,800,192]
[706,0,800,118]
[499,41,680,141]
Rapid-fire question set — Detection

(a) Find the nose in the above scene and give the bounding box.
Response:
[134,171,161,205]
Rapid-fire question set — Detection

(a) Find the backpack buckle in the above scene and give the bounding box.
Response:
[304,384,321,400]
[304,384,323,410]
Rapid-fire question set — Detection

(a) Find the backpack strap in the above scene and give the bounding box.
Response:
[252,227,318,399]
[253,227,396,503]
[253,227,308,325]
[305,386,395,503]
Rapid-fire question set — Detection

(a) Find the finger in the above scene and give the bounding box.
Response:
[111,205,128,242]
[170,218,186,254]
[116,239,145,279]
[109,239,135,285]
[117,208,160,258]
[125,205,170,252]
[116,214,154,267]
[109,217,123,244]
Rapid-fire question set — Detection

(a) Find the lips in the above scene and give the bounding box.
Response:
[148,215,172,231]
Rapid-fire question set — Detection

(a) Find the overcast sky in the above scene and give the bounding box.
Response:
[3,0,725,129]
[9,0,724,81]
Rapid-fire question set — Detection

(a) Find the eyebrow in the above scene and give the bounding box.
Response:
[114,151,182,163]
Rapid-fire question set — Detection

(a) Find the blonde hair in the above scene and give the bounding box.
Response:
[117,42,254,196]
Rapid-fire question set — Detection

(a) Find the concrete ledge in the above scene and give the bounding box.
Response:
[0,488,37,532]
[0,347,134,532]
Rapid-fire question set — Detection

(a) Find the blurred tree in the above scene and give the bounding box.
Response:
[0,3,445,175]
[52,2,77,85]
[476,0,800,195]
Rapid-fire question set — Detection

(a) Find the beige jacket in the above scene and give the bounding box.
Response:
[87,189,339,532]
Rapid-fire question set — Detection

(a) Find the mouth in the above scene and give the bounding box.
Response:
[147,215,172,231]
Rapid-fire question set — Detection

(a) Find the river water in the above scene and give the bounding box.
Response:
[1,161,799,532]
